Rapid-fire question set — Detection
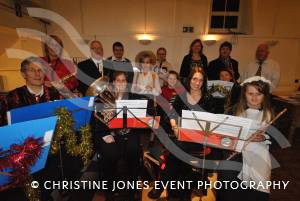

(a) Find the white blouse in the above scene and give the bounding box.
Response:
[131,71,161,96]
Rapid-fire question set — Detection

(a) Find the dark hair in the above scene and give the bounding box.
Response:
[220,41,232,51]
[113,42,124,51]
[219,67,235,82]
[157,47,167,54]
[186,67,207,95]
[112,71,128,82]
[21,56,46,73]
[236,80,274,122]
[168,70,179,80]
[189,39,203,55]
[44,35,63,57]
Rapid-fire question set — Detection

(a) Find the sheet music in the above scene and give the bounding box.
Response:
[181,110,252,140]
[116,100,147,118]
[207,80,234,98]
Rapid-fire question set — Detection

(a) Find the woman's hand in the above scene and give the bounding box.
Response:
[172,126,179,138]
[145,85,153,91]
[170,119,179,138]
[251,132,266,142]
[102,135,115,143]
[134,85,142,92]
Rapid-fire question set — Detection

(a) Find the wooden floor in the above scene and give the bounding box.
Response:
[91,187,214,201]
[67,131,300,201]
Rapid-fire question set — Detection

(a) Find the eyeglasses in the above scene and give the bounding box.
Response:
[26,68,44,74]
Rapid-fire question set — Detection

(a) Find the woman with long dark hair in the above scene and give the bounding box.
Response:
[179,39,208,85]
[94,71,148,201]
[152,67,221,200]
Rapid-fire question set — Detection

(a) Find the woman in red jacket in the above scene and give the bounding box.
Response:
[41,35,78,93]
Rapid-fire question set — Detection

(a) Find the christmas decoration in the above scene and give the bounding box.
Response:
[0,137,43,201]
[50,107,93,166]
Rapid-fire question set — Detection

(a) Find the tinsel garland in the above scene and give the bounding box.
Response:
[208,84,232,113]
[24,176,41,201]
[0,137,43,201]
[50,107,93,166]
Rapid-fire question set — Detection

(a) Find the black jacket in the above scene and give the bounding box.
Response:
[170,91,219,121]
[179,53,208,83]
[93,92,155,139]
[76,59,110,95]
[212,82,241,114]
[207,57,240,81]
[104,58,134,84]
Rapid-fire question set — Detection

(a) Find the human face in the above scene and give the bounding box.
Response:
[256,44,269,62]
[220,46,231,58]
[191,42,202,54]
[142,57,152,71]
[167,73,178,88]
[190,72,203,91]
[47,39,62,58]
[22,62,45,86]
[113,46,124,59]
[90,41,103,60]
[245,85,264,109]
[113,74,127,93]
[220,71,232,82]
[157,49,166,62]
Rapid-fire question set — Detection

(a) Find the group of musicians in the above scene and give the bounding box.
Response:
[0,35,277,201]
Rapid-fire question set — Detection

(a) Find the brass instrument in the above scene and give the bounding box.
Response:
[50,73,76,87]
[87,76,131,135]
[86,76,116,124]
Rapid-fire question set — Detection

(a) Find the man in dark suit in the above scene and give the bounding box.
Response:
[106,41,134,84]
[207,41,240,81]
[77,40,109,95]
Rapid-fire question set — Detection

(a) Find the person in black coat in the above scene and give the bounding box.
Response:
[148,67,222,200]
[207,41,240,81]
[76,40,110,95]
[179,39,208,85]
[106,42,134,84]
[93,71,154,200]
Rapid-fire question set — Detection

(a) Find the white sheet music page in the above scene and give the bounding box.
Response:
[181,110,253,152]
[116,100,148,118]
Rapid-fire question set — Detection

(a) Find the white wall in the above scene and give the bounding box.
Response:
[1,0,300,91]
[0,0,45,90]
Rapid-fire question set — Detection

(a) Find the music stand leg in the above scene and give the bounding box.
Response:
[59,141,64,180]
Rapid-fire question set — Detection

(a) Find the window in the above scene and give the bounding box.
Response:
[209,0,241,33]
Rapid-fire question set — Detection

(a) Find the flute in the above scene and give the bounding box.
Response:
[50,73,76,84]
[226,108,287,161]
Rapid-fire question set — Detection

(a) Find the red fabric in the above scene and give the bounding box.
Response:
[161,86,177,102]
[0,86,63,126]
[157,85,184,112]
[41,57,78,91]
[161,86,185,102]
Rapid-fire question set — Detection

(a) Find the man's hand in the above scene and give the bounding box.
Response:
[44,81,52,87]
[51,80,65,90]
